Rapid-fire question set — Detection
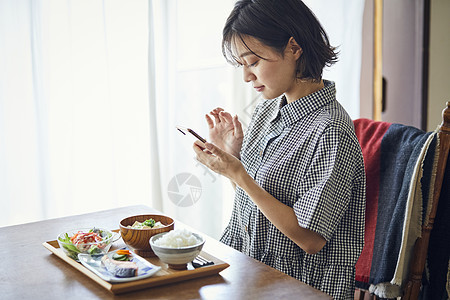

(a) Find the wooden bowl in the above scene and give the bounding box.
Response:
[119,214,174,257]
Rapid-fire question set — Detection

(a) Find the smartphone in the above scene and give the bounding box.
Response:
[176,125,207,143]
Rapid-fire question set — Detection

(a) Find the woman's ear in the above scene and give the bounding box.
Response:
[287,37,302,59]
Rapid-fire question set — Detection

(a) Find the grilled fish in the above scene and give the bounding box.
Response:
[101,254,138,278]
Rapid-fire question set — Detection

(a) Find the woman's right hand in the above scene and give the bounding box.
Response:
[206,108,243,159]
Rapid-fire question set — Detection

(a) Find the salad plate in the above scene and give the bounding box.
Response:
[78,250,161,283]
[57,228,121,261]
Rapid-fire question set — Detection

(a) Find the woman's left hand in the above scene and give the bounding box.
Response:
[193,140,246,182]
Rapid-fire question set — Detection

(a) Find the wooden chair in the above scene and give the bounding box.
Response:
[354,102,450,300]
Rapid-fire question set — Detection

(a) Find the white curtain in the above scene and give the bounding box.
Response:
[149,0,247,238]
[303,0,365,119]
[0,0,364,239]
[0,0,151,227]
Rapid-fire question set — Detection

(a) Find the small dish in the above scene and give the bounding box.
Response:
[78,250,161,283]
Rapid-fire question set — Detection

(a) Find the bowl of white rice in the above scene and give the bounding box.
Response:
[149,228,205,270]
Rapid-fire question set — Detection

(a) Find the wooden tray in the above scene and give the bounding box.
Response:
[43,235,229,294]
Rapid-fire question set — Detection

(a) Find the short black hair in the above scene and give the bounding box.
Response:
[222,0,338,81]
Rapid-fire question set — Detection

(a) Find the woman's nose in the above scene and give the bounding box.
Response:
[243,66,256,83]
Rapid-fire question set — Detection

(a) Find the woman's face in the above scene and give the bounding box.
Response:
[232,35,301,101]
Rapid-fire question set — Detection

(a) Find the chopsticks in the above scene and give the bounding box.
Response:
[192,255,214,268]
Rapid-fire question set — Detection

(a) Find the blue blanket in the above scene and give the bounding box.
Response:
[370,123,433,284]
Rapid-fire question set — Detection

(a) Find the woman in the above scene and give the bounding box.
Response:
[193,0,365,299]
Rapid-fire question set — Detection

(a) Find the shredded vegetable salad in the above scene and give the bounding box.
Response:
[58,228,113,260]
[70,231,103,249]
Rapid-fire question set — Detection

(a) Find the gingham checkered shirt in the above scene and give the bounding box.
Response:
[220,81,366,300]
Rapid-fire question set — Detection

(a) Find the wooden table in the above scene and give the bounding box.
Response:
[0,205,331,299]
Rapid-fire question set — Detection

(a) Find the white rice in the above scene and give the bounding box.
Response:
[155,228,199,248]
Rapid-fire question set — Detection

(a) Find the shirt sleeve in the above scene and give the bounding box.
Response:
[293,125,358,241]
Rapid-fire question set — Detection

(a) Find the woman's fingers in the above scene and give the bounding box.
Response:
[205,114,214,129]
[212,107,224,114]
[194,141,221,159]
[209,108,224,125]
[218,112,228,124]
[193,144,211,166]
[193,139,206,150]
[211,112,221,125]
[194,141,243,182]
[219,111,233,123]
[233,115,244,138]
[205,142,223,156]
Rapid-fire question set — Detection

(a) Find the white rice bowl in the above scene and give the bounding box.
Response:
[150,229,205,268]
[154,228,200,248]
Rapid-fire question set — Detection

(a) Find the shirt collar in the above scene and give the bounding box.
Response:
[270,80,336,126]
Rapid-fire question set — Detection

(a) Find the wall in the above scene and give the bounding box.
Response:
[359,0,374,119]
[360,0,425,126]
[427,0,450,131]
[360,0,450,129]
[381,0,425,128]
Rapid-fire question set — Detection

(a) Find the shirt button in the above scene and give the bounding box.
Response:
[259,150,263,157]
[244,225,248,232]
